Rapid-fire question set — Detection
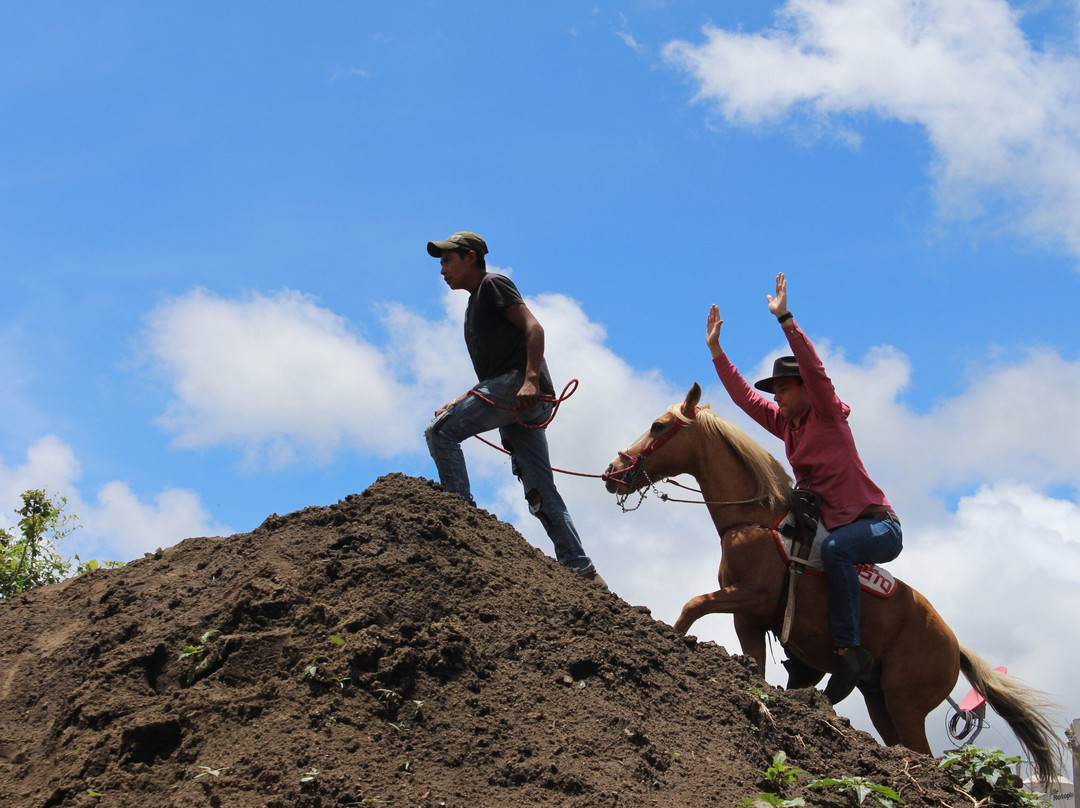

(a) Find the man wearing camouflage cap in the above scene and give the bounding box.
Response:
[424,231,603,585]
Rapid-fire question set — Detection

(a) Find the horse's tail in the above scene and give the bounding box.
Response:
[958,645,1063,783]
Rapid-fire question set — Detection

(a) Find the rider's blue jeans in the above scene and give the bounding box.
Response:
[424,370,595,575]
[820,515,903,649]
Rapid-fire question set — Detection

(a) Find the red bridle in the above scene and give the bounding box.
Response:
[602,406,700,489]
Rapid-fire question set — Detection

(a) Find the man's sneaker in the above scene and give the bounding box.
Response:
[580,569,608,589]
[823,645,874,705]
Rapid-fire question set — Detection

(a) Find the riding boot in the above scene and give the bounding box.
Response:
[782,655,826,690]
[823,645,874,705]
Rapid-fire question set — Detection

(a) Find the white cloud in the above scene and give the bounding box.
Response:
[875,482,1080,757]
[0,436,228,564]
[615,12,647,54]
[0,435,81,499]
[662,0,1080,256]
[144,288,422,468]
[915,350,1080,486]
[88,481,227,559]
[380,288,473,412]
[331,67,374,81]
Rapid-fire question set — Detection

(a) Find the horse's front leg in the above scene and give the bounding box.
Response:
[673,595,769,673]
[673,595,716,635]
[672,566,775,642]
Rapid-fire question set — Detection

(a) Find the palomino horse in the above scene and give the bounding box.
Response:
[604,383,1061,780]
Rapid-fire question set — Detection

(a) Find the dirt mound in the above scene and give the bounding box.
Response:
[0,473,966,807]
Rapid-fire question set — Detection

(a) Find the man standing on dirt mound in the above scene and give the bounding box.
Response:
[424,231,604,587]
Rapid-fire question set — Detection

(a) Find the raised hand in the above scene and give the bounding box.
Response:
[706,304,724,357]
[767,272,789,318]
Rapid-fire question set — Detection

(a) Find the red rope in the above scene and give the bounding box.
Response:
[472,433,605,478]
[467,378,606,479]
[467,378,579,429]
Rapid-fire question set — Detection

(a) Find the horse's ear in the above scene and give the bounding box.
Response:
[683,383,702,416]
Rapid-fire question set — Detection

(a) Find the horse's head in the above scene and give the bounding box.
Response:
[603,383,704,495]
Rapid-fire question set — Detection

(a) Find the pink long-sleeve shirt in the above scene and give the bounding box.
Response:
[712,321,890,530]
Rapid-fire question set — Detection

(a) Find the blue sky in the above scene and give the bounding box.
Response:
[3,1,1079,771]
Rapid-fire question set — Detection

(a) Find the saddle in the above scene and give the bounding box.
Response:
[775,490,896,645]
[774,504,897,598]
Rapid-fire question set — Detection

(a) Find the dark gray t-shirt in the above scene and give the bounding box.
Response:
[464,273,554,395]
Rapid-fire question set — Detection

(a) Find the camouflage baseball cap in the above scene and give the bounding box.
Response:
[426,231,488,257]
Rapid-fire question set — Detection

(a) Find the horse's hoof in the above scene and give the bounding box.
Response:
[782,656,826,690]
[823,646,873,705]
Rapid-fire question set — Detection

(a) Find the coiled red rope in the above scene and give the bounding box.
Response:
[467,379,605,478]
[467,378,579,429]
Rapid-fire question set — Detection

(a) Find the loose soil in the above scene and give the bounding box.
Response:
[1,473,980,807]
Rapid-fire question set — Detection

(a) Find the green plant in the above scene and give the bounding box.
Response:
[303,654,328,679]
[807,775,903,807]
[194,765,226,778]
[179,629,218,684]
[751,686,777,706]
[304,635,349,684]
[938,745,1019,793]
[75,557,125,574]
[300,766,320,782]
[376,687,402,710]
[939,746,1049,805]
[0,490,78,597]
[0,489,124,599]
[763,751,805,795]
[179,629,218,660]
[1011,791,1054,807]
[737,795,806,807]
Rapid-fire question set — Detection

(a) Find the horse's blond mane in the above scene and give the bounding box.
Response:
[669,405,792,511]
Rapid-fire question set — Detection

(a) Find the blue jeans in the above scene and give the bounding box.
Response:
[820,516,903,648]
[424,370,595,575]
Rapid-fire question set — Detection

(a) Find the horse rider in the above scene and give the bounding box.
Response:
[705,272,902,704]
[423,231,604,586]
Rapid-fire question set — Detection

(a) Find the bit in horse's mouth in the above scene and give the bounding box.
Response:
[602,461,642,497]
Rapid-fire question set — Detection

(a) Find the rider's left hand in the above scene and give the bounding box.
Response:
[767,272,789,318]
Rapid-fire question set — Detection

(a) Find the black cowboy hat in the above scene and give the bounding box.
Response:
[754,356,802,393]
